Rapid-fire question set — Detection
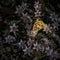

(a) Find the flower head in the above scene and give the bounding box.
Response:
[23,46,32,56]
[34,1,42,17]
[43,24,52,34]
[5,35,15,44]
[15,2,27,16]
[10,23,18,33]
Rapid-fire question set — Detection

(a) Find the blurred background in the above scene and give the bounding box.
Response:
[0,0,60,60]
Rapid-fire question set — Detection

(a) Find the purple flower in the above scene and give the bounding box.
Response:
[18,40,26,49]
[5,35,15,44]
[33,42,41,52]
[27,38,34,46]
[34,1,42,17]
[10,23,18,33]
[41,38,49,45]
[15,2,28,16]
[23,46,32,56]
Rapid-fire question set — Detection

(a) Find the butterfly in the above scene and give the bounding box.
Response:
[30,18,46,37]
[32,18,45,32]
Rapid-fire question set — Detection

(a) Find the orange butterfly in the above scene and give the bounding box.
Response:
[31,18,46,37]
